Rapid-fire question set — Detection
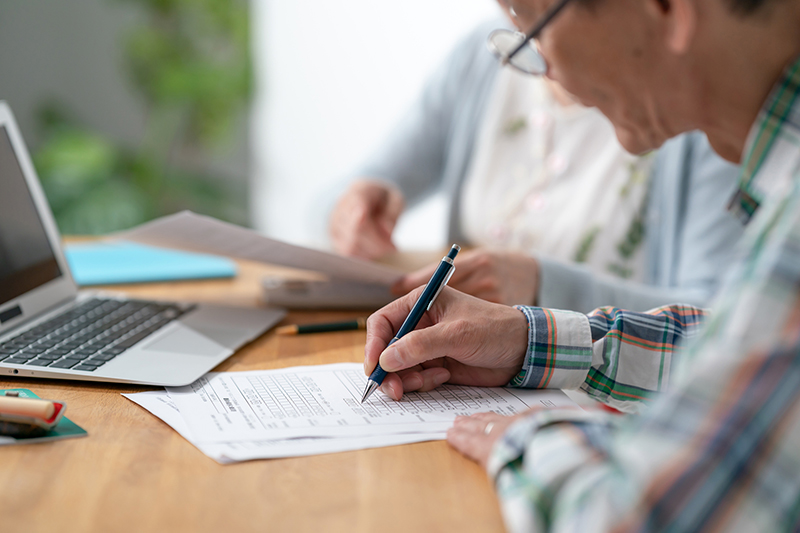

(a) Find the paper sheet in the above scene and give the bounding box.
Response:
[124,390,445,463]
[119,211,403,286]
[166,363,578,443]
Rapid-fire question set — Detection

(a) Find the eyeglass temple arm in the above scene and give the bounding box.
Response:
[503,0,574,64]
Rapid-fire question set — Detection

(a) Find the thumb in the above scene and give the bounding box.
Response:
[379,321,458,372]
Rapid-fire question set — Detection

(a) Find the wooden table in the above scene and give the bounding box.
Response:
[0,259,505,532]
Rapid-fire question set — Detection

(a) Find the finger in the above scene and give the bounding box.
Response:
[470,411,502,422]
[382,186,405,226]
[400,372,423,392]
[364,289,430,374]
[375,200,400,247]
[376,289,469,373]
[399,367,451,393]
[378,373,405,401]
[440,360,520,388]
[391,264,437,295]
[447,413,515,468]
[378,321,457,373]
[347,230,396,260]
[451,414,491,432]
[343,214,398,259]
[445,265,503,303]
[331,216,384,258]
[446,426,494,468]
[391,248,489,296]
[332,187,398,259]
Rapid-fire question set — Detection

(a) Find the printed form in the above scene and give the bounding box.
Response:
[125,390,445,463]
[166,363,577,442]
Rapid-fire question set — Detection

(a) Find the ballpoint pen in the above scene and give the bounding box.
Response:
[361,244,460,403]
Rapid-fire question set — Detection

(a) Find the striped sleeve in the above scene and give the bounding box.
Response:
[511,305,708,413]
[489,334,800,533]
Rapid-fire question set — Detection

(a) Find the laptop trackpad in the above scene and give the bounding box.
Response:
[142,327,223,357]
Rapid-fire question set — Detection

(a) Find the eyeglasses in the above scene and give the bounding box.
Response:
[487,0,574,76]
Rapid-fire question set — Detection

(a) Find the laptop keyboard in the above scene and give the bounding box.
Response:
[0,298,193,372]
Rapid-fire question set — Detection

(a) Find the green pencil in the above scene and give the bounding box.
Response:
[276,317,367,335]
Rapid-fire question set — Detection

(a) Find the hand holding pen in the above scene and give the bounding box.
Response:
[361,245,461,403]
[362,246,531,402]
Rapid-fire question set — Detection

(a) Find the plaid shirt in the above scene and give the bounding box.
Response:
[492,56,800,533]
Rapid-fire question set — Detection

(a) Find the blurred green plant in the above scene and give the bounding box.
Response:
[34,0,251,235]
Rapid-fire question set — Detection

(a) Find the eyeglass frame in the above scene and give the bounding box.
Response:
[493,0,575,74]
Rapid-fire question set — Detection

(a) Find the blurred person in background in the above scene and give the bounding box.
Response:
[329,11,743,313]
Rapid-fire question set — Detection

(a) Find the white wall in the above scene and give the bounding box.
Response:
[252,0,499,249]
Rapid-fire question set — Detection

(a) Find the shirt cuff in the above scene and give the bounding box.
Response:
[487,408,609,481]
[508,306,593,390]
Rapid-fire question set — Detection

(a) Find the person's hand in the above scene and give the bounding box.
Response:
[364,286,529,401]
[391,249,540,306]
[329,179,405,260]
[447,405,584,468]
[446,411,526,469]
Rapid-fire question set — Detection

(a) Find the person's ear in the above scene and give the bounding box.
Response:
[655,0,697,54]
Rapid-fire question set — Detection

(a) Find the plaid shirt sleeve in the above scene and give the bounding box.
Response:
[510,305,708,413]
[489,220,800,532]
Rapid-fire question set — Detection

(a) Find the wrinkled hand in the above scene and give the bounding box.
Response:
[364,286,529,400]
[329,179,405,260]
[446,411,526,469]
[448,404,586,468]
[392,249,540,306]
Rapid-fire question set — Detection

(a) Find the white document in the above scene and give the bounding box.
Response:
[124,390,445,463]
[119,211,403,286]
[167,363,578,443]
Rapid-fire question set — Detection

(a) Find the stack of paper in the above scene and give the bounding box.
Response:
[125,363,578,463]
[119,212,403,309]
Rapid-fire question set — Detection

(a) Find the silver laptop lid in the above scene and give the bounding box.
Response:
[0,102,78,336]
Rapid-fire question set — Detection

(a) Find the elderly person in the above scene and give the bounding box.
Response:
[364,0,800,530]
[329,15,742,313]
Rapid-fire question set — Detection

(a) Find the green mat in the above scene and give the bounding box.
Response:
[0,389,88,445]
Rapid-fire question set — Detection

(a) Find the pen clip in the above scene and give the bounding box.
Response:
[427,266,455,311]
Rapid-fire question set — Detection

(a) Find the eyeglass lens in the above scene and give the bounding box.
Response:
[487,29,548,75]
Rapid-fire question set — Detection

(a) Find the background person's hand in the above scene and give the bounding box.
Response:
[329,179,405,260]
[392,249,540,306]
[364,286,529,401]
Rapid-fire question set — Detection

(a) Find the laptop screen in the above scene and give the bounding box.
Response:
[0,125,62,305]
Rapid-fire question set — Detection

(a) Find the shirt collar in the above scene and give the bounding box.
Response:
[728,55,800,224]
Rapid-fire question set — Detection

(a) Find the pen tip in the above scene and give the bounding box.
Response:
[361,381,378,403]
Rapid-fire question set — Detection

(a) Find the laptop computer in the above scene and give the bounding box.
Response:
[0,101,285,386]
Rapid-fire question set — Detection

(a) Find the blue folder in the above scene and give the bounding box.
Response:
[65,241,237,286]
